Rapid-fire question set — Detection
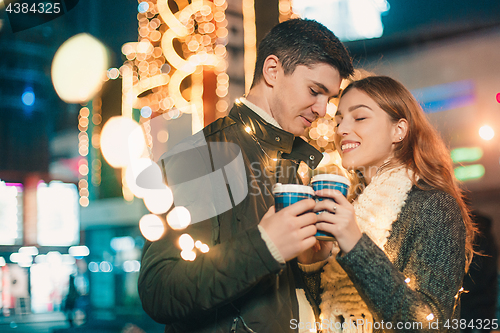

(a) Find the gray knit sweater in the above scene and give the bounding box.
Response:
[306,184,466,333]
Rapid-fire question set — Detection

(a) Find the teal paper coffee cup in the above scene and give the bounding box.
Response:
[272,183,314,212]
[311,174,350,241]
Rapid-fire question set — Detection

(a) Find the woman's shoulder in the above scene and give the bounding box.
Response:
[405,180,459,209]
[401,180,463,229]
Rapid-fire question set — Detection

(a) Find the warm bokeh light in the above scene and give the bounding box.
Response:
[107,67,120,80]
[51,33,109,103]
[143,186,174,214]
[167,206,191,230]
[157,130,169,143]
[100,116,147,168]
[199,244,209,253]
[139,214,165,241]
[180,250,196,261]
[479,125,495,141]
[125,158,163,198]
[179,233,195,251]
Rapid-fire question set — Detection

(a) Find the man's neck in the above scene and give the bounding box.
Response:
[245,87,274,119]
[240,97,282,129]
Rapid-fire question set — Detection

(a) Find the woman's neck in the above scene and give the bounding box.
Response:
[362,160,403,185]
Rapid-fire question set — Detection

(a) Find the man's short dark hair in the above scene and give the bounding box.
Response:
[251,19,354,88]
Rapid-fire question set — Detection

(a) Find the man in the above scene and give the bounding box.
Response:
[138,18,353,332]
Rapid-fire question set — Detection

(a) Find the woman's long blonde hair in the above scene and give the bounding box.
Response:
[340,75,475,270]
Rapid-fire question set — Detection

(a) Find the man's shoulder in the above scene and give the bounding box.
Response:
[203,115,237,139]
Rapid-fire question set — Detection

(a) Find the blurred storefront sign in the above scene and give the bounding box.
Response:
[37,181,80,246]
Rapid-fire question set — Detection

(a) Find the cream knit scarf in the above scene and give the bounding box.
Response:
[320,166,414,333]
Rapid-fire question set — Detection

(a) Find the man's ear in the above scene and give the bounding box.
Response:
[261,55,280,87]
[393,118,409,143]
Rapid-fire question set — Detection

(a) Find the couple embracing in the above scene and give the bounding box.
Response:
[138,18,473,333]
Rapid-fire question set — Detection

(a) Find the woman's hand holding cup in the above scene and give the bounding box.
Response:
[314,189,362,254]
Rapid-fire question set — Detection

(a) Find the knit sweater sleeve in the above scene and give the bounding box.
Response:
[336,191,466,332]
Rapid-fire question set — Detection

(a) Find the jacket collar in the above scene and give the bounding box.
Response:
[229,101,323,169]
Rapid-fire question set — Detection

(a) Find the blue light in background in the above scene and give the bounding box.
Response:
[141,106,152,118]
[22,89,35,106]
[411,80,476,114]
[138,2,149,13]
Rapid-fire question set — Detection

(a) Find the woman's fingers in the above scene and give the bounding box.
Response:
[314,199,339,214]
[315,189,349,204]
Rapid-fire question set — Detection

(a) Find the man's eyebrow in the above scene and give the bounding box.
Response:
[311,81,330,94]
[334,104,373,117]
[312,81,343,100]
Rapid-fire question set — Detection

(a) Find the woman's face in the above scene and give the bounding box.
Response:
[334,88,399,177]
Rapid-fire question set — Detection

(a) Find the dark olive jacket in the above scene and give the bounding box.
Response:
[138,102,322,332]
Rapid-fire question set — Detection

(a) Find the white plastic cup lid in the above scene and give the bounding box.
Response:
[311,174,350,187]
[272,183,315,196]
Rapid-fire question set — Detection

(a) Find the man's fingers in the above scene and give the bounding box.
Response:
[298,225,317,240]
[280,198,315,216]
[301,236,318,252]
[263,205,275,218]
[295,212,318,228]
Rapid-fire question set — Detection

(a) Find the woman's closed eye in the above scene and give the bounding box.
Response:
[310,88,319,96]
[355,118,366,121]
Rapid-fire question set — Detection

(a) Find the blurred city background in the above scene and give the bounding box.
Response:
[0,0,500,332]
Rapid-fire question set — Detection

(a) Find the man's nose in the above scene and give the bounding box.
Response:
[312,99,328,118]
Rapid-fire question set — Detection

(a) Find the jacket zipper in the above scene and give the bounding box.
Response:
[231,316,239,332]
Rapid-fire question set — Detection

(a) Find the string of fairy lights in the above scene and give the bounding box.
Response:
[96,0,232,259]
[78,105,90,207]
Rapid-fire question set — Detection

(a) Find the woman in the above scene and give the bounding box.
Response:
[301,76,474,332]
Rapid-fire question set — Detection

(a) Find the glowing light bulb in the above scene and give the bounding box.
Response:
[179,234,195,251]
[22,90,35,106]
[181,250,196,261]
[167,207,191,230]
[479,125,494,141]
[139,214,165,241]
[100,116,147,168]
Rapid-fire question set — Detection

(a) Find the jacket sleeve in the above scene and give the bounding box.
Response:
[336,192,466,331]
[138,134,284,324]
[138,222,284,324]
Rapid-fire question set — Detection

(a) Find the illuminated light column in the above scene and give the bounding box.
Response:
[242,0,256,93]
[114,0,229,203]
[278,0,299,22]
[90,96,103,190]
[78,105,90,207]
[23,174,39,246]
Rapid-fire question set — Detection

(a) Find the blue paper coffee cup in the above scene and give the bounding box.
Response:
[272,183,314,212]
[311,174,350,241]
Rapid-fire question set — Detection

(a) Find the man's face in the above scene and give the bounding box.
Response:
[269,63,342,136]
